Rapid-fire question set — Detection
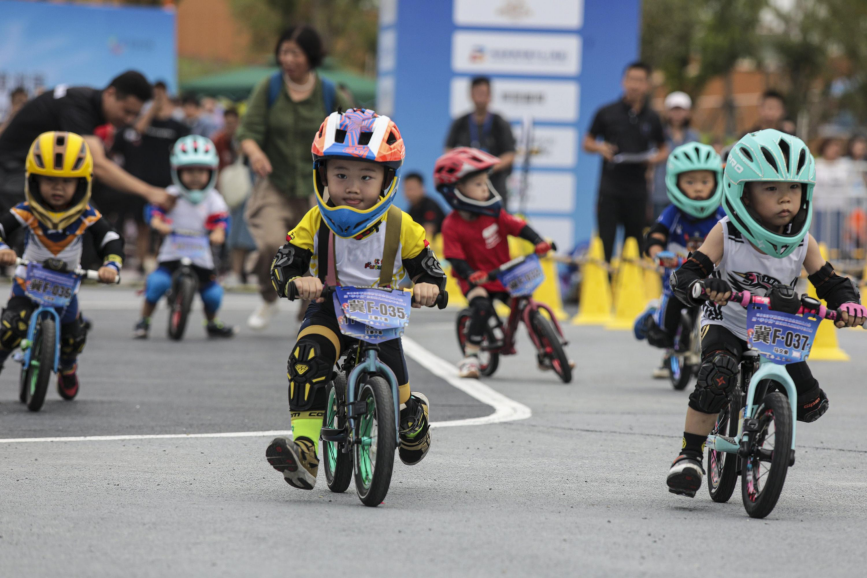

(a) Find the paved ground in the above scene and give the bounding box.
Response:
[2,288,867,577]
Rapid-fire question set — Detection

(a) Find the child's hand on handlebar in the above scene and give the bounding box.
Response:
[209,227,226,246]
[835,302,867,328]
[703,278,732,306]
[0,248,17,266]
[656,250,679,269]
[293,277,325,302]
[412,282,439,308]
[534,241,553,256]
[469,271,488,284]
[97,266,118,284]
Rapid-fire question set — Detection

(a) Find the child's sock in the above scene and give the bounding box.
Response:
[681,432,706,460]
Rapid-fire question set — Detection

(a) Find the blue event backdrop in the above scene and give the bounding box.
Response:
[0,1,176,114]
[378,0,642,250]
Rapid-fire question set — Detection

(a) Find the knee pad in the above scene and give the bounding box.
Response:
[689,349,740,414]
[0,301,31,350]
[60,317,87,359]
[200,281,223,315]
[468,296,499,345]
[144,268,173,305]
[288,332,337,412]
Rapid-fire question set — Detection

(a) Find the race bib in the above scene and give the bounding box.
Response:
[333,287,412,344]
[497,254,544,297]
[746,303,821,364]
[165,233,210,261]
[24,263,78,308]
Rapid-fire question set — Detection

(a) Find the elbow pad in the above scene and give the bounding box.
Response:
[270,243,312,298]
[669,250,715,307]
[405,247,447,291]
[808,262,861,310]
[517,225,543,246]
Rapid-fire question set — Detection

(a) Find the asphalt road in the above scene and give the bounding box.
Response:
[2,287,867,577]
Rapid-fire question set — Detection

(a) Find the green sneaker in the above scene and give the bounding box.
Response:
[399,393,431,466]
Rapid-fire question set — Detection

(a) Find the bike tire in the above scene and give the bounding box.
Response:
[26,317,55,412]
[322,374,352,494]
[668,353,692,391]
[741,391,792,518]
[353,375,396,507]
[708,391,741,502]
[456,310,499,377]
[530,311,572,384]
[168,275,196,341]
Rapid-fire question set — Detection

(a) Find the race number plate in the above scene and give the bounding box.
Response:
[24,263,78,307]
[497,254,544,297]
[333,287,412,344]
[166,233,210,261]
[746,303,821,364]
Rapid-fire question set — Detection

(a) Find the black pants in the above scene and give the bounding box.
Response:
[597,192,647,263]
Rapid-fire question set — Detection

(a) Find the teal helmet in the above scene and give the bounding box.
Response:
[723,129,815,259]
[665,142,723,219]
[170,135,219,205]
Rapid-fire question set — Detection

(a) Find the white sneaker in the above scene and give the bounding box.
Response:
[652,365,671,379]
[247,300,280,330]
[458,355,481,379]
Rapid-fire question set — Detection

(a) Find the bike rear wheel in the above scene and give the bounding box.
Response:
[25,317,55,412]
[530,311,572,384]
[168,274,196,341]
[456,310,499,377]
[708,390,741,502]
[668,352,692,391]
[322,374,352,493]
[353,376,396,507]
[742,391,792,518]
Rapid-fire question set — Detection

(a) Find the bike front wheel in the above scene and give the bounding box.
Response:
[25,317,55,412]
[742,391,792,518]
[353,375,396,507]
[530,311,572,383]
[668,352,693,391]
[168,275,196,341]
[322,374,352,494]
[708,391,740,502]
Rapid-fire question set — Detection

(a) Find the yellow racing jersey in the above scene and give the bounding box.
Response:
[287,206,429,288]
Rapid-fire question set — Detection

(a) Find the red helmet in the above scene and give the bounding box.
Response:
[433,147,502,216]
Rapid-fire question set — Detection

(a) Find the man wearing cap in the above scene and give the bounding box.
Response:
[650,91,701,218]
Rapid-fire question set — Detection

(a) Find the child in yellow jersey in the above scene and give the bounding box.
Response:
[265,109,446,490]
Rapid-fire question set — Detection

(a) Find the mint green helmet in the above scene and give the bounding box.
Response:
[723,129,815,259]
[170,135,219,205]
[665,142,723,219]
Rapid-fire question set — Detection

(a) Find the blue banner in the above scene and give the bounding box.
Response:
[0,1,176,120]
[378,0,642,250]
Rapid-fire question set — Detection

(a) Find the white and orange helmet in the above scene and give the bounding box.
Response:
[311,108,405,237]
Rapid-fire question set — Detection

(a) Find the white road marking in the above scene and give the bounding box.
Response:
[0,335,531,444]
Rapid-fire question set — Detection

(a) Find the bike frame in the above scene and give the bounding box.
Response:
[489,296,567,356]
[21,306,63,373]
[345,345,402,445]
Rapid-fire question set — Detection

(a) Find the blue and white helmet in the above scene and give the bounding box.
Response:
[170,135,219,204]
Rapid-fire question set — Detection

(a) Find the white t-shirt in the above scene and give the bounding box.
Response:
[155,186,229,270]
[701,217,807,340]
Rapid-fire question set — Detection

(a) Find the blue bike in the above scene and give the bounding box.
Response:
[14,258,118,412]
[291,284,447,507]
[694,282,859,518]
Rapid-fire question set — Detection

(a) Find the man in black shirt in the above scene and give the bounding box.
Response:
[0,70,168,213]
[403,172,445,239]
[445,76,516,207]
[584,62,667,262]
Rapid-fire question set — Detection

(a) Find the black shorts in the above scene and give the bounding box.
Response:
[299,299,409,386]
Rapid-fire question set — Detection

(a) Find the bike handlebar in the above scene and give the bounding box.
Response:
[286,282,449,310]
[692,280,841,322]
[16,258,121,285]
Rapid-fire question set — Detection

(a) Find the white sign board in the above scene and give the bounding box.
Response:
[450,77,579,123]
[452,31,581,77]
[454,0,584,30]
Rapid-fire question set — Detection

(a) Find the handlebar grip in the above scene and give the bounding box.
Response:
[286,281,299,301]
[436,290,449,310]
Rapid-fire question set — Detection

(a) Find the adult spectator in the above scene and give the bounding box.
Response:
[0,87,28,137]
[583,62,667,262]
[403,172,445,239]
[238,25,351,329]
[181,94,218,138]
[747,89,787,134]
[0,70,167,214]
[847,134,867,197]
[213,107,256,285]
[813,138,858,248]
[445,76,516,206]
[110,81,189,271]
[651,91,701,218]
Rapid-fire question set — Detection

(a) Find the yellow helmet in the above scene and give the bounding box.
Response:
[25,131,93,230]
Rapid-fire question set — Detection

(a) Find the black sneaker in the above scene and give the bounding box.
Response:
[133,318,150,339]
[399,393,431,466]
[206,319,237,338]
[798,389,829,423]
[667,453,705,498]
